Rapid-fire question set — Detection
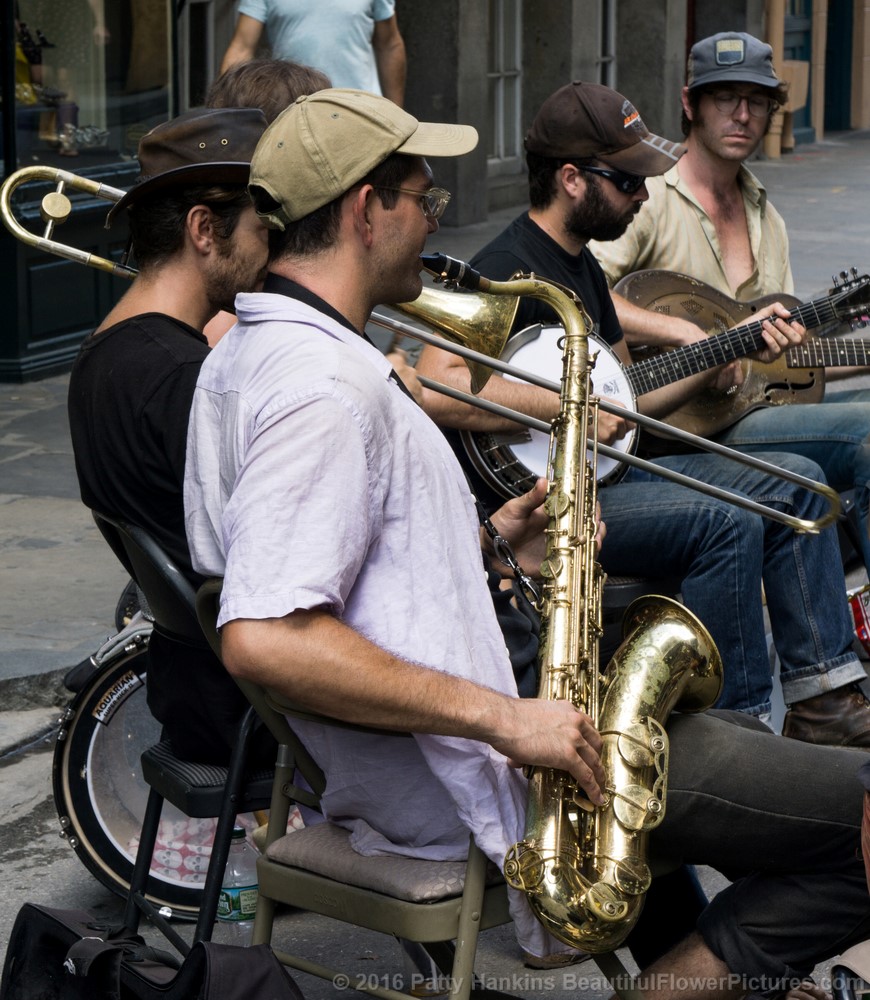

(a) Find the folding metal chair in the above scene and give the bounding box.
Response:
[91,512,274,955]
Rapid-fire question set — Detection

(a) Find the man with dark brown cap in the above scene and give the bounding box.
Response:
[67,106,274,766]
[415,80,870,737]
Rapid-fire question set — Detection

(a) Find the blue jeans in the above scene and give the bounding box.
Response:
[598,450,865,715]
[715,390,870,573]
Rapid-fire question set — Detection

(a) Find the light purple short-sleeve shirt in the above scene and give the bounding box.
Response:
[184,289,560,956]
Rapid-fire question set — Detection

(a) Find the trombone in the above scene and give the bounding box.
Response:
[0,165,842,533]
[375,252,841,534]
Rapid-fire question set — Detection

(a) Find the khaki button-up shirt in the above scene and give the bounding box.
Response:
[589,163,793,301]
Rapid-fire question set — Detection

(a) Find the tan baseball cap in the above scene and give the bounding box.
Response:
[248,88,479,229]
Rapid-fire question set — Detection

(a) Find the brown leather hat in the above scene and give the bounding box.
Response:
[105,107,268,227]
[525,81,685,177]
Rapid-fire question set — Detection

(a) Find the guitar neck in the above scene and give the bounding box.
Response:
[626,295,842,395]
[786,338,870,368]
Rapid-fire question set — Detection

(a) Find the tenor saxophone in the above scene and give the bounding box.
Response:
[487,272,725,954]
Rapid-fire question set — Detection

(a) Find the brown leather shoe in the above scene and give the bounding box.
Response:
[782,684,870,748]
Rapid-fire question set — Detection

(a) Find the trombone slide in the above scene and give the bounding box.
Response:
[372,253,841,535]
[0,165,136,279]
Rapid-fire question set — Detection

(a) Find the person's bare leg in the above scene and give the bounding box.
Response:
[616,932,745,1000]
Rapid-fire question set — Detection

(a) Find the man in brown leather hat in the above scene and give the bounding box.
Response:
[67,106,275,766]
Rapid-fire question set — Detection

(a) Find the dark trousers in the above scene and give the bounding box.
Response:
[649,711,870,985]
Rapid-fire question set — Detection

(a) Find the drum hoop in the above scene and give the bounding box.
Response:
[52,640,203,917]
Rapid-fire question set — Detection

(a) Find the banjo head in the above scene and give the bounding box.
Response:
[461,324,637,500]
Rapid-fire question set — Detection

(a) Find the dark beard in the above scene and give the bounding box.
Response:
[565,175,640,242]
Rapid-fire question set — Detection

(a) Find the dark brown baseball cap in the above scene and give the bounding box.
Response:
[106,107,268,227]
[524,81,685,177]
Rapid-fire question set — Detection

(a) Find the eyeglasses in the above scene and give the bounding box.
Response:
[570,164,646,195]
[707,90,777,118]
[376,186,452,220]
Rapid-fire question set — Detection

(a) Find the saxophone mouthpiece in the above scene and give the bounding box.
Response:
[420,252,483,291]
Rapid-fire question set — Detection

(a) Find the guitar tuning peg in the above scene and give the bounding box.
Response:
[852,267,859,279]
[833,274,841,287]
[841,270,850,282]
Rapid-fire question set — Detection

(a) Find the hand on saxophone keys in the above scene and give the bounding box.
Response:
[492,699,607,807]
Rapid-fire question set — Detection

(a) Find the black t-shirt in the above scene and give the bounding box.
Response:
[68,314,207,579]
[68,315,273,765]
[469,211,622,345]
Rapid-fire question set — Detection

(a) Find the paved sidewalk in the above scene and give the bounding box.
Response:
[2,131,870,726]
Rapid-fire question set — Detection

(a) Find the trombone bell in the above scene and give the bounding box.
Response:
[396,285,520,394]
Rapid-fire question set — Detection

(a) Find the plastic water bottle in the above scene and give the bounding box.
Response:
[216,826,258,945]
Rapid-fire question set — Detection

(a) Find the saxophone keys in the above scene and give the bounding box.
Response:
[503,843,544,891]
[610,856,652,897]
[613,783,667,831]
[584,882,630,922]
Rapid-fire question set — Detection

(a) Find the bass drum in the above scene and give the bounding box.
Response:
[52,624,204,918]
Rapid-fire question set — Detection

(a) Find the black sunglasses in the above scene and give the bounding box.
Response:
[568,163,647,195]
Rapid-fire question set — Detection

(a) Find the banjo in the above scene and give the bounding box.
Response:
[462,268,870,500]
[461,323,636,499]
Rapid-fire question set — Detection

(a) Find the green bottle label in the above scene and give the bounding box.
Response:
[217,885,258,921]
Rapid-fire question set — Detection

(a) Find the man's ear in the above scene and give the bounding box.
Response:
[350,185,377,246]
[186,204,215,253]
[558,162,585,199]
[680,86,693,123]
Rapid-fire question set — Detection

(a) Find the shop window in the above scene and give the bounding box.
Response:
[12,0,173,168]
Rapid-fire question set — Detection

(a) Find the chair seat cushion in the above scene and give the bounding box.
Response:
[265,823,503,903]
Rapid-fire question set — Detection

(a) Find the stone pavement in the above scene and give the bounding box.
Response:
[2,129,870,736]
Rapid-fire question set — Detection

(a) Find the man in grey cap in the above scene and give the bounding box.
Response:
[589,32,870,743]
[183,88,870,986]
[590,31,792,328]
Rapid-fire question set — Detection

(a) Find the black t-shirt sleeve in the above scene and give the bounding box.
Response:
[586,250,623,346]
[471,247,560,333]
[140,359,200,490]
